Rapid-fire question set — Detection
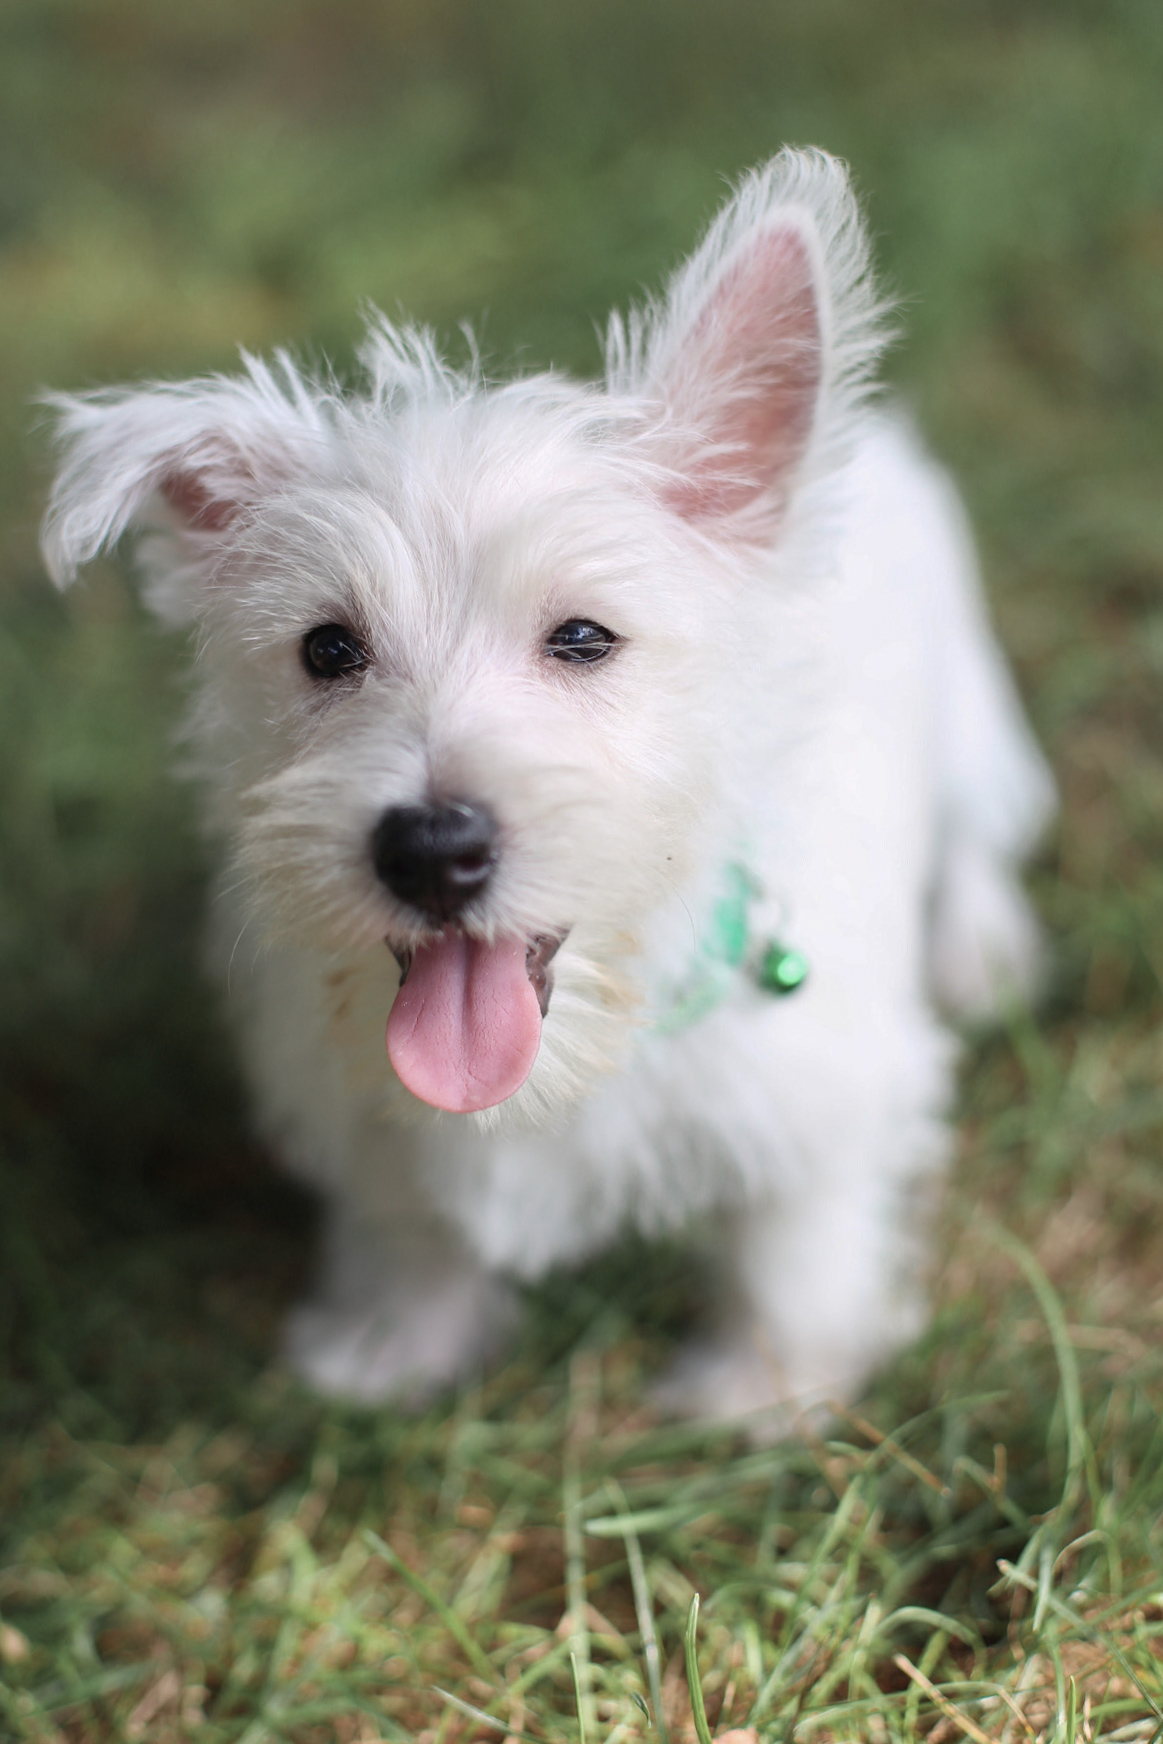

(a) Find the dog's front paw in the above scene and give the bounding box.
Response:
[652,1339,786,1427]
[651,1334,871,1442]
[283,1271,519,1406]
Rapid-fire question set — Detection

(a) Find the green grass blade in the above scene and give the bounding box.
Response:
[432,1685,546,1744]
[684,1594,714,1744]
[606,1478,670,1744]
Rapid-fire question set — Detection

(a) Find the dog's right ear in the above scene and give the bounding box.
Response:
[40,355,330,611]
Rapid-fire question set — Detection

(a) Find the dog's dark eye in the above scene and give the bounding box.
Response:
[546,619,619,664]
[302,623,370,679]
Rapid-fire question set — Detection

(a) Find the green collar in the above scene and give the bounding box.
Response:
[655,862,808,1035]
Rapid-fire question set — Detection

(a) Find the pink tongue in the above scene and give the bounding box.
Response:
[386,932,542,1113]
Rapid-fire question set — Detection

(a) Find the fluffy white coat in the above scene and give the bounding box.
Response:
[41,150,1054,1425]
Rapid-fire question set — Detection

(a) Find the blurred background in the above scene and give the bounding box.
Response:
[3,0,1163,1558]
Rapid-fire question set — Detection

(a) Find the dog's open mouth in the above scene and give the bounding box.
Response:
[385,932,564,1114]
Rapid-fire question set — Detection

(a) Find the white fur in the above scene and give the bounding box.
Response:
[40,151,1054,1429]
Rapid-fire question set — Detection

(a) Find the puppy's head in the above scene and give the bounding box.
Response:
[40,149,885,1123]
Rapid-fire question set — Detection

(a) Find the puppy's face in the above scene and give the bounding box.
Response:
[200,402,724,1115]
[41,150,875,1118]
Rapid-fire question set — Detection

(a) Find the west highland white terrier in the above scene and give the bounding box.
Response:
[41,150,1054,1427]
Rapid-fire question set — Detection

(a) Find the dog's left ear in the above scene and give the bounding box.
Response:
[610,149,885,538]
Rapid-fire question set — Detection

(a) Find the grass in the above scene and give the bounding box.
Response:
[3,0,1163,1738]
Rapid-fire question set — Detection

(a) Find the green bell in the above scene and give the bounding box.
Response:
[758,942,809,995]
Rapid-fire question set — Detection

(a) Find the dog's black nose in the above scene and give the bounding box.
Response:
[372,801,498,921]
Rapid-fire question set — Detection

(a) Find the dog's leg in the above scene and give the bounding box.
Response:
[928,832,1045,1020]
[739,1181,926,1406]
[655,1174,927,1434]
[283,1201,519,1405]
[913,445,1055,1019]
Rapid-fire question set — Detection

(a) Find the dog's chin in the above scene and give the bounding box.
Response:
[384,927,567,1115]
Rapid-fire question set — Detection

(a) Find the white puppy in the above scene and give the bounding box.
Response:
[41,150,1053,1425]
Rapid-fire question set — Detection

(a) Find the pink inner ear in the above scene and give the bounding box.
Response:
[160,469,243,533]
[664,225,822,525]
